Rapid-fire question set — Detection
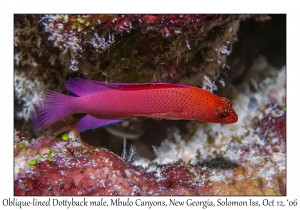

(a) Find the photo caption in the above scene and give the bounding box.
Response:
[1,197,299,209]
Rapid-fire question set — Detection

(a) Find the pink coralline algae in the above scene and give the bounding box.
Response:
[14,134,213,195]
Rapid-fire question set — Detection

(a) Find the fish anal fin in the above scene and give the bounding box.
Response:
[77,114,126,132]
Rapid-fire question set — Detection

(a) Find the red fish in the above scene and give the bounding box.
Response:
[31,78,238,132]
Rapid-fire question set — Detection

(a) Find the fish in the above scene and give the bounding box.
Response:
[31,78,238,132]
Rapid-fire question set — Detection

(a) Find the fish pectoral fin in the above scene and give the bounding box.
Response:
[77,114,124,132]
[150,112,181,120]
[179,110,188,118]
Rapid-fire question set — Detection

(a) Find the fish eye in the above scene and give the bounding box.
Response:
[218,113,228,119]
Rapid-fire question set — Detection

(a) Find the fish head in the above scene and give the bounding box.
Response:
[212,97,238,124]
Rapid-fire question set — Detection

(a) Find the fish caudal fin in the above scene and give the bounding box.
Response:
[77,114,123,132]
[31,90,76,131]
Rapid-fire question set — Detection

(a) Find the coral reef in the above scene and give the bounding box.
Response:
[16,133,216,195]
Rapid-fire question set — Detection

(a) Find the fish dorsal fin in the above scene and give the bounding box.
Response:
[65,78,112,96]
[65,78,189,96]
[107,82,189,91]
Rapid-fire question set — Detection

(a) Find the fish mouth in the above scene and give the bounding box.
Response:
[222,114,238,124]
[231,115,238,123]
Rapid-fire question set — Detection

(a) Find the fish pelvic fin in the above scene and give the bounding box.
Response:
[31,90,76,131]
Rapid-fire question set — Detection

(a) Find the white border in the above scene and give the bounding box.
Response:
[1,1,298,209]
